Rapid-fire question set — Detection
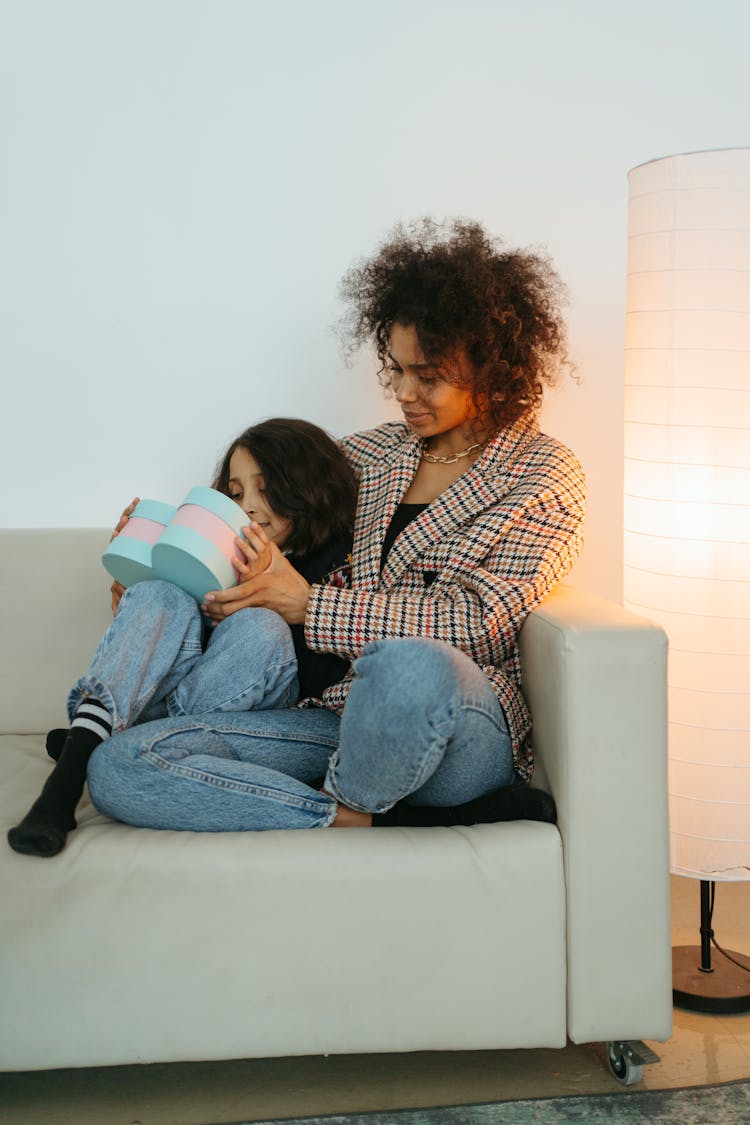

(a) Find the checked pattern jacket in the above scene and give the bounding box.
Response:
[302,417,586,780]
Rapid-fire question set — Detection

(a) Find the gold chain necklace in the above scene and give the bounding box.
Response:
[420,440,484,465]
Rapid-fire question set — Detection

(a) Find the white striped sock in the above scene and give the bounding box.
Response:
[72,700,113,741]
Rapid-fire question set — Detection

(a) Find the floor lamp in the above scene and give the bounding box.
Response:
[624,148,750,1013]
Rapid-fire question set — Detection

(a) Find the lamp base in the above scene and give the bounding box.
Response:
[673,944,750,1013]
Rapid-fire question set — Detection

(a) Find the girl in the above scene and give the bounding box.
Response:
[8,418,357,856]
[80,218,586,835]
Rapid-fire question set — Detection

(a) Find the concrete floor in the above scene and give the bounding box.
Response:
[2,875,749,1125]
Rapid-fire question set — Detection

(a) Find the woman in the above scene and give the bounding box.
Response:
[86,218,586,832]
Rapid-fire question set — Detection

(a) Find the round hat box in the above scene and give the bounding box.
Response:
[151,487,249,601]
[101,499,178,588]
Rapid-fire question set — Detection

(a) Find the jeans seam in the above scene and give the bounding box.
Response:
[217,723,340,749]
[140,720,340,752]
[142,749,334,813]
[400,715,454,795]
[458,700,510,734]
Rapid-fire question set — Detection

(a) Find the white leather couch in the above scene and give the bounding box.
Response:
[0,529,672,1074]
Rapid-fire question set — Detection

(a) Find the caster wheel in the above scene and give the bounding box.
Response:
[607,1040,645,1085]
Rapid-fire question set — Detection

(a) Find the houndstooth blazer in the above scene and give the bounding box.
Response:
[303,416,586,780]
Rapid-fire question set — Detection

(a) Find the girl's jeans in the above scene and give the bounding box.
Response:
[85,585,516,832]
[68,579,299,727]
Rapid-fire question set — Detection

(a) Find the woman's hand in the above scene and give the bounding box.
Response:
[201,523,311,625]
[109,498,139,616]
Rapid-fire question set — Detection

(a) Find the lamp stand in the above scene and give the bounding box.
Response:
[673,880,750,1013]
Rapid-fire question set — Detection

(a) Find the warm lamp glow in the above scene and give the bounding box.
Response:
[624,148,750,882]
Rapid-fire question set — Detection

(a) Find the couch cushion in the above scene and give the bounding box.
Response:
[1,735,566,1070]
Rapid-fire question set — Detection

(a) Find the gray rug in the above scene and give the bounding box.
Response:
[229,1079,750,1124]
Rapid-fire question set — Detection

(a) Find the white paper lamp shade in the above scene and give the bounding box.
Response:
[624,149,750,881]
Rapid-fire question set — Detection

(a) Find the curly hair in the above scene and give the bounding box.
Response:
[338,218,571,430]
[213,418,357,559]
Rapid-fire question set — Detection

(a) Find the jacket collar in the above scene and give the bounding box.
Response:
[355,415,540,588]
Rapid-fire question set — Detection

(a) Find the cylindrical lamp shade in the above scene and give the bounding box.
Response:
[624,148,750,880]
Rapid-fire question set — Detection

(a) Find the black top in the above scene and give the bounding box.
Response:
[291,504,427,700]
[379,503,428,571]
[287,536,352,700]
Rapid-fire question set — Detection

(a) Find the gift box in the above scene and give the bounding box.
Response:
[102,488,249,602]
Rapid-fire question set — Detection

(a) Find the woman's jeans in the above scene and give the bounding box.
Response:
[86,586,516,832]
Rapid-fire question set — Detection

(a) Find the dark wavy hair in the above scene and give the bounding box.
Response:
[213,418,357,558]
[339,218,571,430]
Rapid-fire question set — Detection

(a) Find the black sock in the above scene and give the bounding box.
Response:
[47,697,113,761]
[373,784,557,828]
[8,701,112,858]
[45,728,69,762]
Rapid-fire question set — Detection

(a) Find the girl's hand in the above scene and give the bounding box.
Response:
[201,527,311,625]
[231,522,274,582]
[111,498,140,542]
[109,498,139,615]
[111,580,126,616]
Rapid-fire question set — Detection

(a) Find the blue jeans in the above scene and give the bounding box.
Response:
[69,580,300,730]
[87,636,516,832]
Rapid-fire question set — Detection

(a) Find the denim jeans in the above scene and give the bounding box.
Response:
[69,580,300,730]
[87,636,516,832]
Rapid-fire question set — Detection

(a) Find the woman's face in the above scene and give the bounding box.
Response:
[386,323,480,447]
[227,446,293,548]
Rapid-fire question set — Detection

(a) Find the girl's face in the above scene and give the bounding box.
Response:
[227,446,293,549]
[386,323,481,447]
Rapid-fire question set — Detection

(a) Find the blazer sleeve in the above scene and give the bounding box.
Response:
[304,465,585,667]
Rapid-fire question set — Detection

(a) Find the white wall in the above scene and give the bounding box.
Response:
[2,0,748,600]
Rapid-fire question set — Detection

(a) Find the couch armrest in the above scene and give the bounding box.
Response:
[520,584,673,1043]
